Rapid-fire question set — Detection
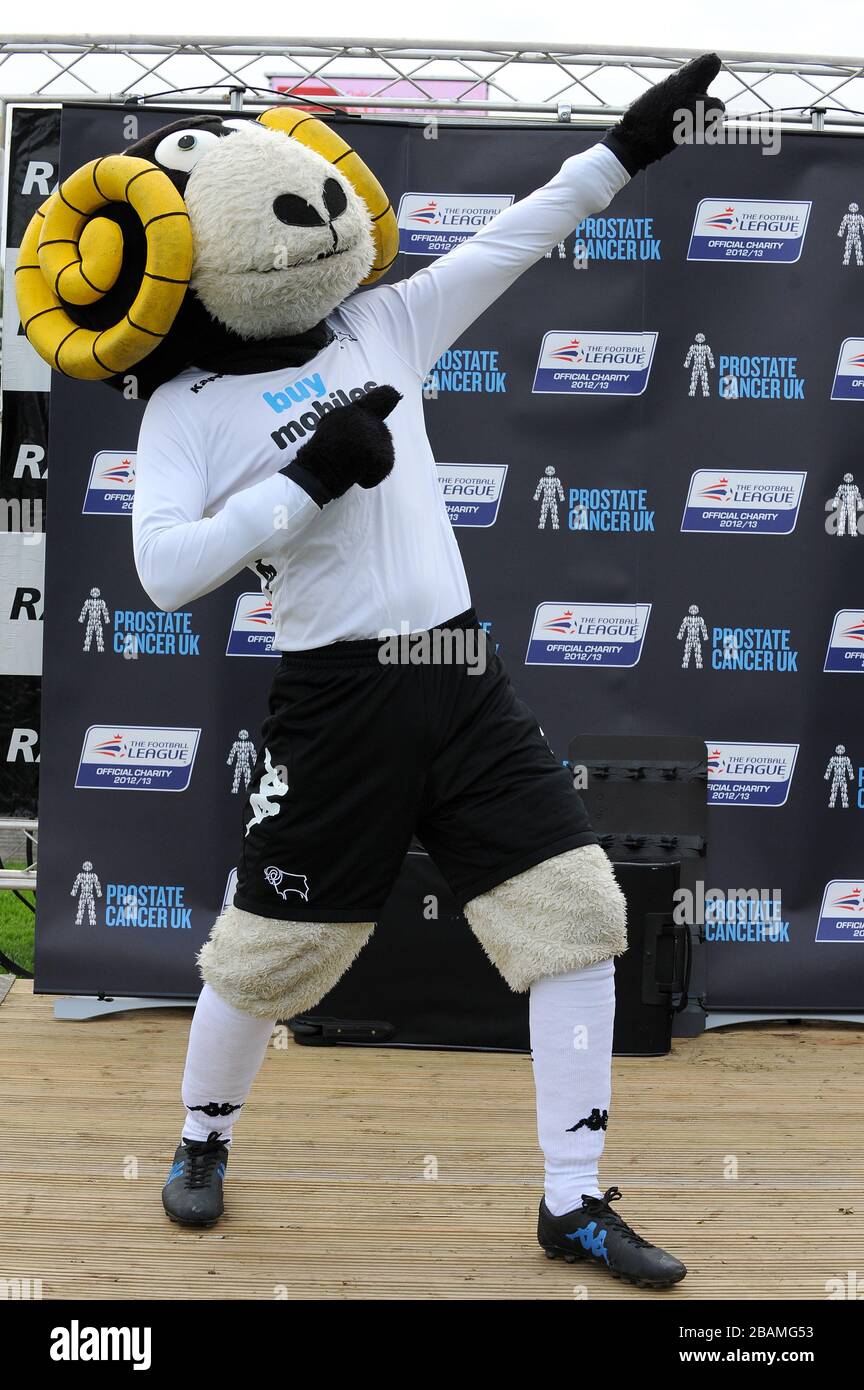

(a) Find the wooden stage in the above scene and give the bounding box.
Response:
[2,980,862,1301]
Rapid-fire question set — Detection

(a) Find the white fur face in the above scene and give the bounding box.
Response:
[184,123,375,338]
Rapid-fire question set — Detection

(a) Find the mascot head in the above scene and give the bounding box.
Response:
[15,107,398,396]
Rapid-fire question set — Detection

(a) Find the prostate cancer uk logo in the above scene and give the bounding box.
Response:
[681,470,806,535]
[227,592,280,658]
[533,332,658,396]
[816,880,864,942]
[831,338,864,401]
[436,463,507,527]
[706,741,799,807]
[83,451,136,516]
[687,199,812,263]
[825,610,864,672]
[75,725,200,792]
[397,192,514,256]
[526,603,651,667]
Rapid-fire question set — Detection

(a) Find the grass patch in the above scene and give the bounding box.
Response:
[0,865,36,974]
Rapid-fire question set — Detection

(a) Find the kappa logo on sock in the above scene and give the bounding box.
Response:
[187,1101,243,1117]
[566,1107,608,1133]
[264,865,310,902]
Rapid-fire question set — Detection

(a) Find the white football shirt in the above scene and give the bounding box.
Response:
[132,143,629,649]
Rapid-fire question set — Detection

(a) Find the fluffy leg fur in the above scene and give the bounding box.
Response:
[197,905,374,1020]
[463,844,627,993]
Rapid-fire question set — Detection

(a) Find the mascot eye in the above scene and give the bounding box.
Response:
[323,178,348,218]
[155,128,221,173]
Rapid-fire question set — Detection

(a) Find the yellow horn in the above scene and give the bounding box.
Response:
[257,107,398,285]
[15,155,193,381]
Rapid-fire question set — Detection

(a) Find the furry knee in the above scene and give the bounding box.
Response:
[198,905,374,1019]
[463,844,627,993]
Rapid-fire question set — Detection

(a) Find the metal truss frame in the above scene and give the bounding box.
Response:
[0,37,863,131]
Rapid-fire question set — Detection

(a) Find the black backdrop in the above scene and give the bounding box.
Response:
[31,103,864,1010]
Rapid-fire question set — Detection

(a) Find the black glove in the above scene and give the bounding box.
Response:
[602,53,725,176]
[281,384,401,505]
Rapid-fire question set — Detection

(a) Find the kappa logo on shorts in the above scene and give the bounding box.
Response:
[264,866,310,902]
[244,749,289,836]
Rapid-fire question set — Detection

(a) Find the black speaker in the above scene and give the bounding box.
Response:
[567,734,709,1044]
[291,850,687,1056]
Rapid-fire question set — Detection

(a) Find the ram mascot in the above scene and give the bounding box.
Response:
[18,55,724,1286]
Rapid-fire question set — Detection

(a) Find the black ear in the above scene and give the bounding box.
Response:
[121,114,237,194]
[122,114,228,162]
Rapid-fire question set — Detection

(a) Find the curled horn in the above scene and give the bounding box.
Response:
[257,107,399,284]
[15,155,193,381]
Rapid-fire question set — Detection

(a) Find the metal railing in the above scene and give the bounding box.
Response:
[0,819,37,893]
[0,819,36,977]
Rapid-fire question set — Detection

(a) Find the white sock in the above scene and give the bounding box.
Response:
[529,958,616,1216]
[180,983,276,1145]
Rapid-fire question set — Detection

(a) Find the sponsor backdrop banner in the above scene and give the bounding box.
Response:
[34,104,864,1008]
[0,106,59,814]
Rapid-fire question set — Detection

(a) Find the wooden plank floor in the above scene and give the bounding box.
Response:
[2,980,862,1300]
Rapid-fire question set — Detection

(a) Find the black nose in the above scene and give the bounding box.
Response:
[273,177,348,227]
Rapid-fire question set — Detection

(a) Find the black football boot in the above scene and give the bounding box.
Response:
[538,1186,687,1288]
[162,1132,229,1227]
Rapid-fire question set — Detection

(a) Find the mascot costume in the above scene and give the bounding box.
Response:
[18,55,723,1287]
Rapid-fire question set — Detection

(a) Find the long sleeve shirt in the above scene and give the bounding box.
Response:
[132,142,630,648]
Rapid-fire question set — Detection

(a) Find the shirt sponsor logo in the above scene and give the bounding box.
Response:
[824,610,864,672]
[830,338,864,401]
[687,199,811,263]
[261,372,327,413]
[816,881,864,941]
[264,379,379,448]
[437,463,507,526]
[75,725,200,791]
[227,593,279,657]
[681,470,806,534]
[526,602,651,667]
[397,193,514,256]
[707,742,798,806]
[533,332,658,396]
[82,451,136,516]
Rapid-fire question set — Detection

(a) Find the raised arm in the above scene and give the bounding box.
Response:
[341,54,723,379]
[342,144,629,379]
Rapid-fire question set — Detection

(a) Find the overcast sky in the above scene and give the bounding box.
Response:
[4,3,864,59]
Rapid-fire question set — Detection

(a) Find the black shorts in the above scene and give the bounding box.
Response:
[234,609,596,921]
